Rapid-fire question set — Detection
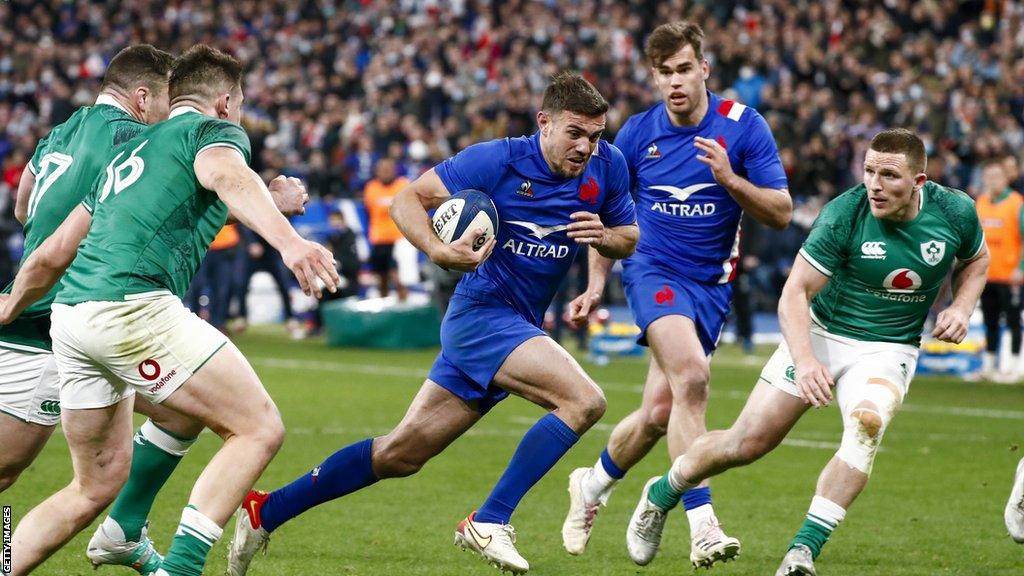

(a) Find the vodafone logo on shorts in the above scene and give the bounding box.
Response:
[138,359,161,381]
[882,268,922,293]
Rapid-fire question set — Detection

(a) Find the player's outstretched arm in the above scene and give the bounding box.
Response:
[933,245,990,343]
[0,205,92,323]
[14,168,35,225]
[225,175,309,224]
[693,136,791,229]
[778,255,834,406]
[391,168,495,272]
[195,147,339,298]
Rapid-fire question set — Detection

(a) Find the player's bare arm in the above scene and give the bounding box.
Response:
[225,175,309,224]
[566,220,639,327]
[778,255,834,407]
[391,168,496,272]
[933,244,990,343]
[0,204,92,323]
[14,168,35,225]
[566,212,638,258]
[693,136,791,229]
[195,146,339,298]
[568,248,614,327]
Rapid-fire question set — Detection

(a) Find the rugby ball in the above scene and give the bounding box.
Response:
[432,189,498,251]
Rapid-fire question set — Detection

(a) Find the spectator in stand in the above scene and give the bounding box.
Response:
[363,157,409,301]
[239,226,302,337]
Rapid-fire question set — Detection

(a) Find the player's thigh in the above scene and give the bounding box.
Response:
[63,398,135,494]
[646,314,711,391]
[133,396,205,439]
[728,380,808,458]
[0,412,54,481]
[160,341,280,440]
[492,335,603,412]
[377,380,482,459]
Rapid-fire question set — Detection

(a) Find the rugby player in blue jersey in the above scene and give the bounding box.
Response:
[561,21,791,569]
[227,72,639,575]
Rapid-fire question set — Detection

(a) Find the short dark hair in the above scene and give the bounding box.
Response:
[101,45,174,93]
[645,21,705,67]
[982,157,1007,170]
[169,44,244,103]
[541,72,609,118]
[869,128,927,174]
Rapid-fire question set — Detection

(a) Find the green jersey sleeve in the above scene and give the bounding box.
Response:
[799,190,859,277]
[80,170,103,214]
[194,119,252,164]
[953,192,985,260]
[28,134,51,176]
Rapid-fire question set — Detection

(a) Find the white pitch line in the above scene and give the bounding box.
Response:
[248,356,1024,421]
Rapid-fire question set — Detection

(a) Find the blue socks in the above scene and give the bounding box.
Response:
[600,447,626,479]
[260,438,378,533]
[475,413,580,524]
[681,486,712,511]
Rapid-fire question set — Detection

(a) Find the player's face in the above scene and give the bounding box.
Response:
[537,110,606,178]
[981,164,1009,194]
[862,149,926,221]
[652,44,709,123]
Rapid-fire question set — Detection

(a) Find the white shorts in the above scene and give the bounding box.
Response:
[760,326,919,412]
[51,295,228,410]
[0,347,61,426]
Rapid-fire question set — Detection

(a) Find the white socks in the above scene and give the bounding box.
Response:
[582,458,619,505]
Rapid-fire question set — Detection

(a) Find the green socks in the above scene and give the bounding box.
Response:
[159,505,223,576]
[647,472,685,511]
[788,495,847,558]
[109,420,195,541]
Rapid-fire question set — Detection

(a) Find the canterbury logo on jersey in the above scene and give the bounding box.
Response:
[860,241,887,259]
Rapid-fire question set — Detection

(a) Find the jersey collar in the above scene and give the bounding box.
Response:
[169,106,203,118]
[94,94,132,115]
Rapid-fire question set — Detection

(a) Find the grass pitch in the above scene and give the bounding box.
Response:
[7,327,1023,575]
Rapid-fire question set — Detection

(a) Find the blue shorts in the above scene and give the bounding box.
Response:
[428,292,545,414]
[622,265,732,355]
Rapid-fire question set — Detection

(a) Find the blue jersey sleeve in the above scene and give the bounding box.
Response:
[434,139,508,195]
[612,117,639,188]
[600,144,637,228]
[740,113,788,190]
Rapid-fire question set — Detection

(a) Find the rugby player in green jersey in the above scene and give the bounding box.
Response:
[623,129,989,575]
[0,45,339,576]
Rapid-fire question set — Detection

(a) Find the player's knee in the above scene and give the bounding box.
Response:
[255,412,286,457]
[852,403,883,439]
[0,471,19,493]
[372,435,428,478]
[730,425,776,465]
[575,385,607,427]
[665,360,710,406]
[644,400,671,436]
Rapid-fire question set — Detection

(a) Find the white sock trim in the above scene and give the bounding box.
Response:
[140,420,195,457]
[685,503,715,533]
[582,458,618,504]
[806,495,846,530]
[668,455,696,493]
[179,505,223,545]
[101,515,128,542]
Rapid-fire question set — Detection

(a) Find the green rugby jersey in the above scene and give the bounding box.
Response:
[799,181,985,345]
[55,107,251,306]
[0,97,144,352]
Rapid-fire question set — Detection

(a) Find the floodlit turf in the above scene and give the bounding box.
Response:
[6,326,1024,575]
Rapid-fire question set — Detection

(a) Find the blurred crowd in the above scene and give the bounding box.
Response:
[2,0,1024,337]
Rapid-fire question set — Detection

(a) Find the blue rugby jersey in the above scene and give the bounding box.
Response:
[614,91,788,284]
[434,133,635,325]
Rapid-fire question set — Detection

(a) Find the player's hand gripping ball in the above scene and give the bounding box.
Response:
[432,189,499,251]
